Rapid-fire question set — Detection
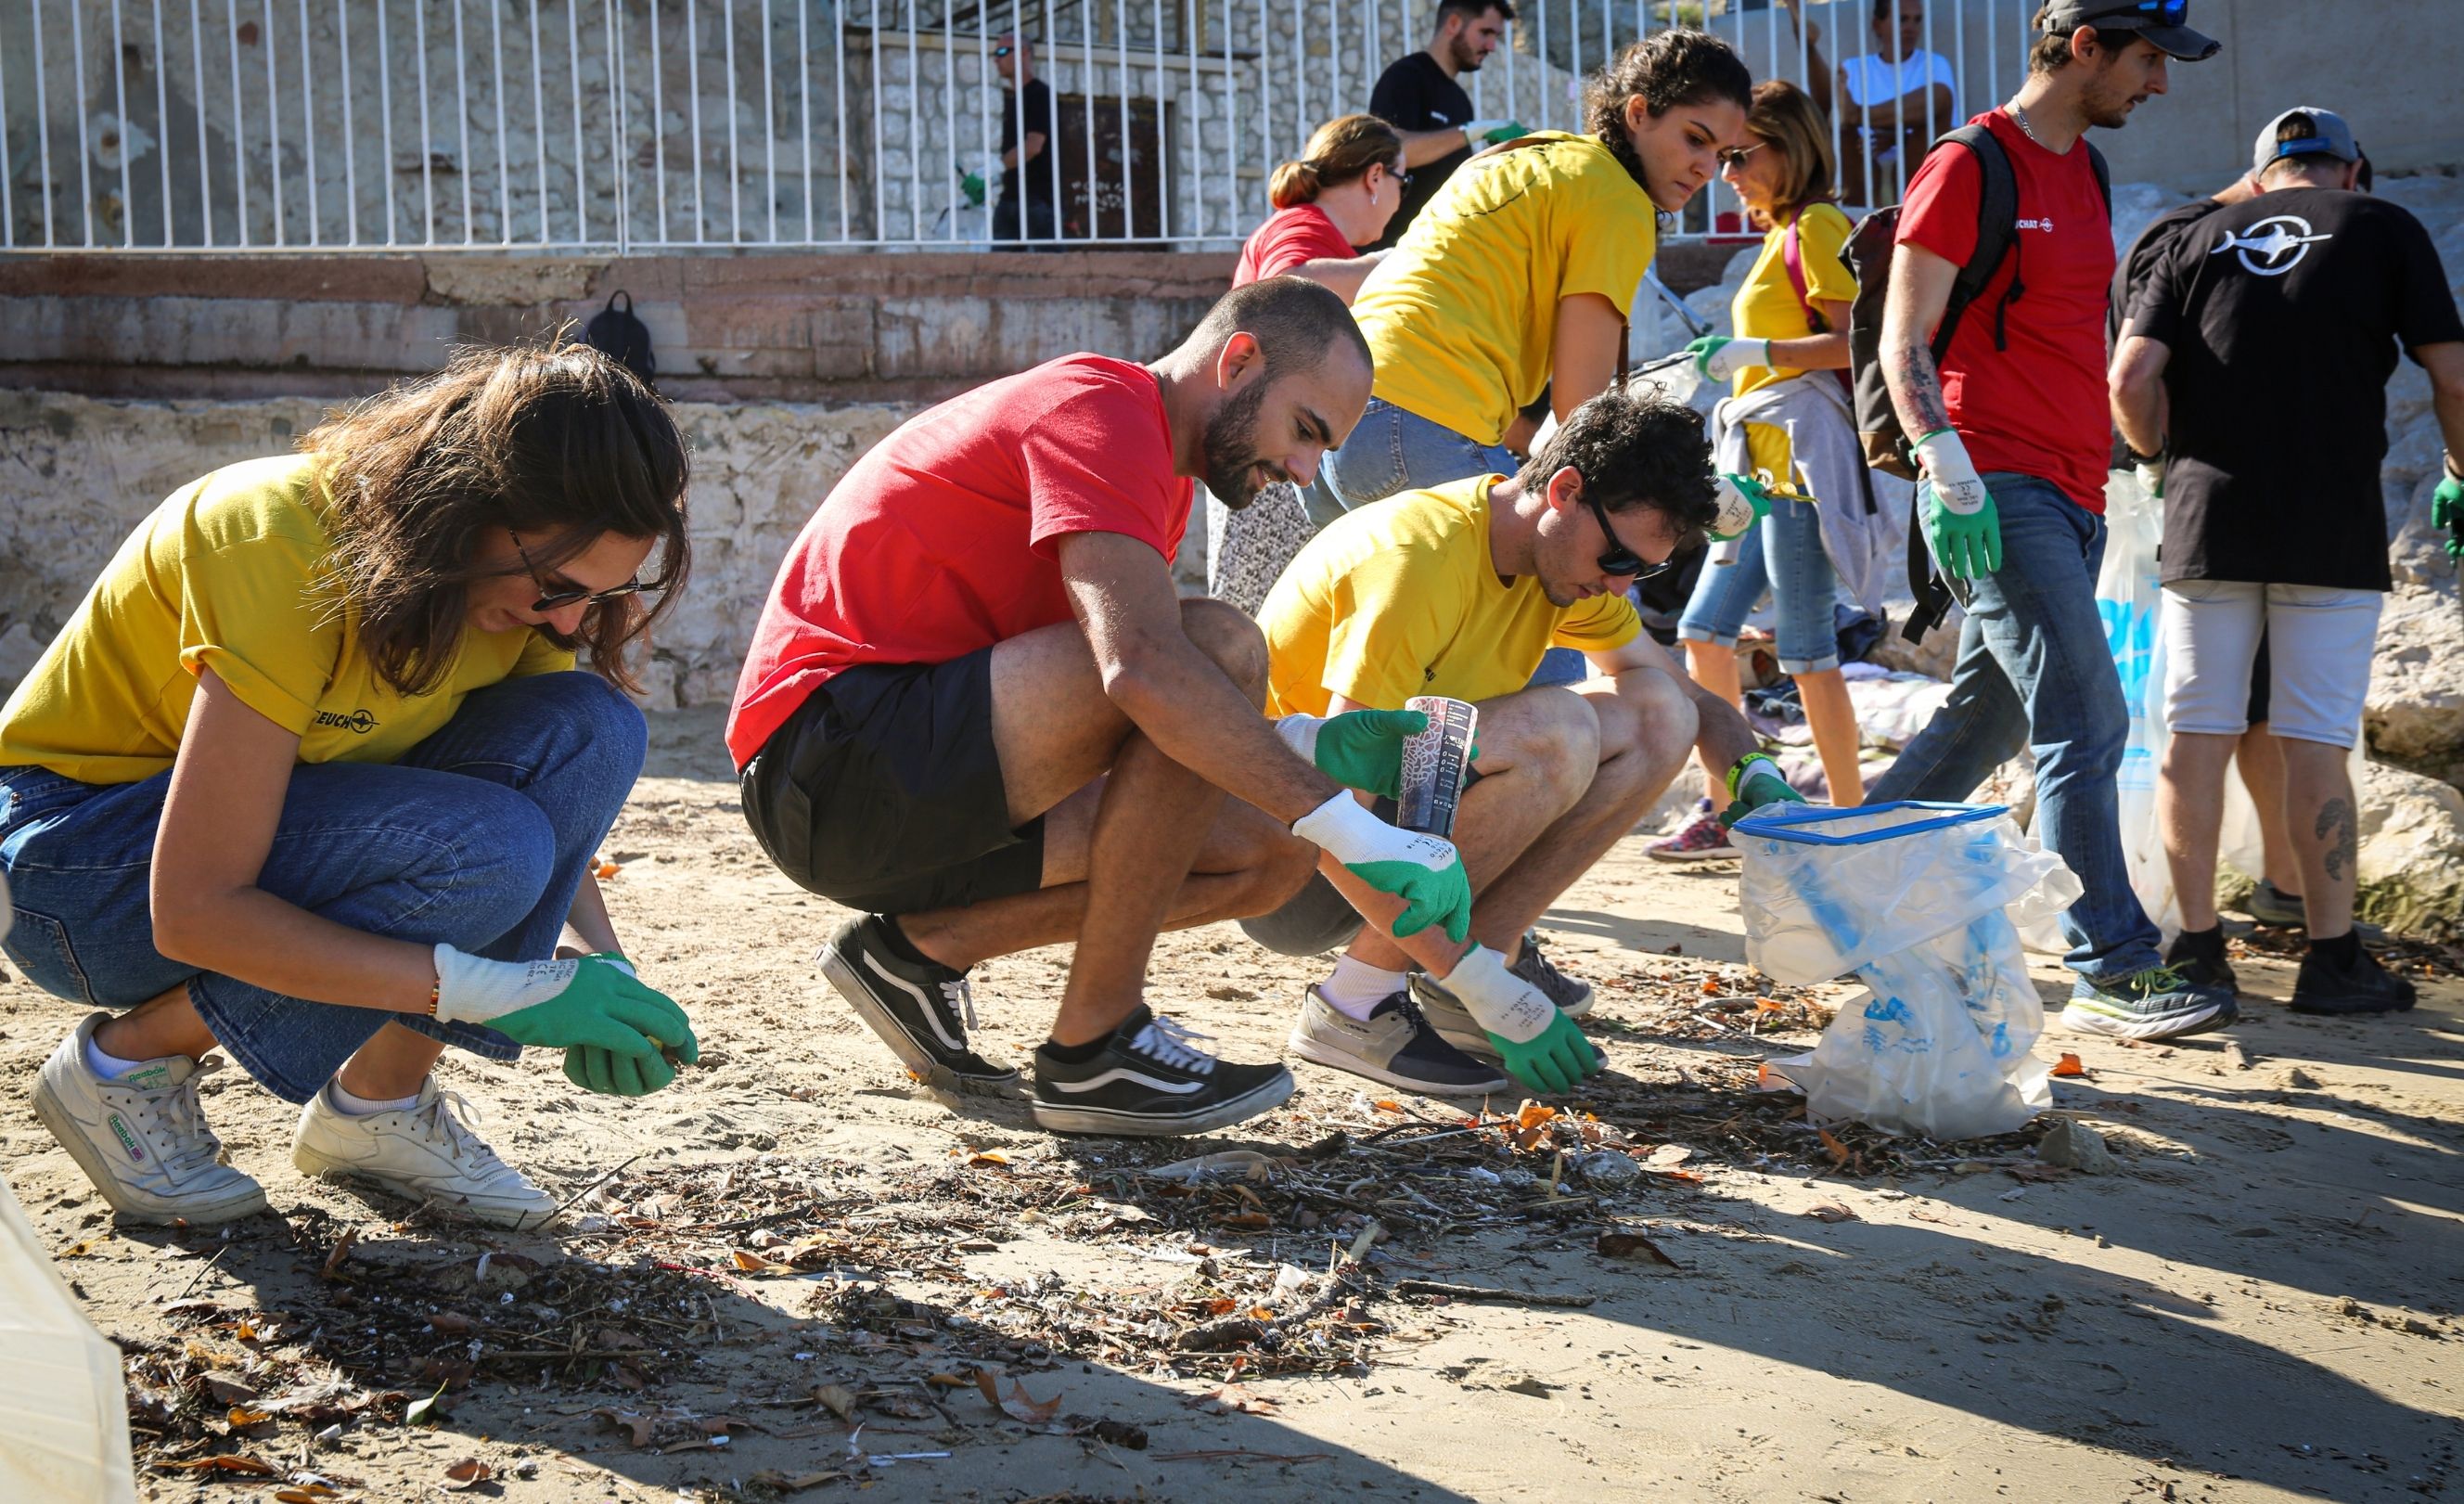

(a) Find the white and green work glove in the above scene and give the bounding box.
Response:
[1276,708,1478,800]
[1710,470,1783,543]
[1436,945,1602,1095]
[1720,752,1809,828]
[559,954,681,1098]
[432,945,699,1096]
[1462,118,1529,146]
[1685,334,1771,384]
[1912,427,2001,579]
[1292,792,1472,943]
[2128,443,2165,501]
[2432,456,2462,561]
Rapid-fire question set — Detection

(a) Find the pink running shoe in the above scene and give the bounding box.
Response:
[1647,798,1739,862]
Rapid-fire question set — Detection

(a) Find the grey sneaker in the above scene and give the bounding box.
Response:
[2060,966,2237,1042]
[2244,881,2385,941]
[817,914,1022,1096]
[1509,932,1594,1019]
[1407,971,1499,1061]
[1288,986,1509,1096]
[32,1013,267,1226]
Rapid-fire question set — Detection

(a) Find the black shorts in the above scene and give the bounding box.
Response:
[738,648,1046,917]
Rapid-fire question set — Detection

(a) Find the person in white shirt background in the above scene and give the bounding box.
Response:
[1836,0,1957,205]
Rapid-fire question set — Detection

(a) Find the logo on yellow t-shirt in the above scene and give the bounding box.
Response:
[313,707,380,735]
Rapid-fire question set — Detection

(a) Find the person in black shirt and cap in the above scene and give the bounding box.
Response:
[1366,0,1525,249]
[2112,106,2464,1015]
[991,32,1058,245]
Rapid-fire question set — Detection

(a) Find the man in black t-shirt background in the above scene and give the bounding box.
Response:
[2111,107,2464,1015]
[992,33,1058,245]
[1365,0,1524,250]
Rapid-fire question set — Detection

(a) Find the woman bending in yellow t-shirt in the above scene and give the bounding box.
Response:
[1655,81,1872,861]
[0,344,699,1229]
[1328,28,1752,510]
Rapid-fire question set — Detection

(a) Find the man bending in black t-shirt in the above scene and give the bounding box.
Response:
[1365,0,1523,249]
[2112,107,2464,1014]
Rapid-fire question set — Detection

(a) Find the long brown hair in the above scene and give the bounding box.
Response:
[1743,79,1837,229]
[302,341,691,698]
[1268,114,1404,209]
[1582,28,1752,199]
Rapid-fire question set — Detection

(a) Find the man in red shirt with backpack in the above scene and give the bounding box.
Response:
[1865,1,2234,1042]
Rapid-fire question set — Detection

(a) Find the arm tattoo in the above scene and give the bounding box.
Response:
[1891,340,1953,440]
[2316,797,2357,885]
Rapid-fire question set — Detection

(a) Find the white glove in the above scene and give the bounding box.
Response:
[1434,945,1556,1045]
[1910,428,1989,516]
[2130,449,2165,500]
[432,945,584,1026]
[1700,337,1770,383]
[1460,118,1522,144]
[1292,792,1473,943]
[1273,713,1324,766]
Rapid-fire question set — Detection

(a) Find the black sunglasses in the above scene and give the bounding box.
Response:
[509,529,646,613]
[2084,0,2185,23]
[1584,495,1674,580]
[993,43,1013,57]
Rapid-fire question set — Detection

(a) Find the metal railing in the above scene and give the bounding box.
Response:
[0,0,2034,253]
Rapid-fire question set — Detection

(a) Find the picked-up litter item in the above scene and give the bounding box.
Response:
[1398,696,1478,838]
[0,1170,138,1504]
[1735,802,2083,1139]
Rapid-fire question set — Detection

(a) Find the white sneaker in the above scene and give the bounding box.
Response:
[292,1079,558,1229]
[32,1013,268,1226]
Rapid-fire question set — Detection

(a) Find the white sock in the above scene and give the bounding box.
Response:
[1318,957,1409,1021]
[83,1035,150,1081]
[328,1081,423,1117]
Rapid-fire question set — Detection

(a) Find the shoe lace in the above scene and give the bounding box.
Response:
[1516,934,1569,989]
[1126,1014,1217,1075]
[128,1071,225,1176]
[937,975,980,1032]
[412,1088,512,1176]
[2128,965,2188,997]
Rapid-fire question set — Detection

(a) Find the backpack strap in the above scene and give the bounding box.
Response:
[1782,215,1818,330]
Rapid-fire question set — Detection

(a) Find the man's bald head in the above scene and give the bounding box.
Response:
[1174,276,1373,508]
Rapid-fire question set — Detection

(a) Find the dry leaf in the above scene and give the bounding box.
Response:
[1817,1127,1851,1169]
[58,1236,105,1258]
[1214,1211,1272,1230]
[1804,1202,1859,1224]
[202,1374,260,1406]
[1514,1101,1559,1129]
[731,1249,789,1273]
[225,1406,273,1429]
[319,1228,358,1280]
[159,1456,278,1476]
[428,1311,474,1335]
[2052,1052,2087,1078]
[404,1382,451,1428]
[1182,1385,1278,1416]
[973,1368,1062,1425]
[443,1458,495,1490]
[810,1383,858,1421]
[1371,1099,1405,1114]
[968,1150,1011,1168]
[746,1471,849,1494]
[1595,1231,1684,1267]
[1753,997,1785,1015]
[1641,1144,1693,1169]
[275,1488,340,1502]
[1700,975,1722,996]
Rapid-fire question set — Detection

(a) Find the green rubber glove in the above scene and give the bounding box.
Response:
[1721,753,1809,828]
[1709,471,1780,542]
[431,946,700,1065]
[1912,429,2001,578]
[1292,793,1473,943]
[2433,464,2462,560]
[1433,945,1603,1095]
[1277,707,1477,799]
[959,169,986,209]
[1493,1009,1605,1096]
[1464,118,1528,146]
[561,955,682,1098]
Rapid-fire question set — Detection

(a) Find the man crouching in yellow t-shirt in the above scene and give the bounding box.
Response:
[1251,387,1806,1097]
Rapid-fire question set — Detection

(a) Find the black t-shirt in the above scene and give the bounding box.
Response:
[2109,199,2224,351]
[997,78,1058,203]
[2127,187,2464,591]
[1368,52,1471,249]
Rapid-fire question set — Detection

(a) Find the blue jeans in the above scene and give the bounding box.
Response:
[0,672,647,1102]
[1676,492,1842,674]
[1866,473,2162,983]
[1326,397,1588,687]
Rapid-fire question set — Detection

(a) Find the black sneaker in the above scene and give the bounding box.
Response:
[816,915,1021,1096]
[1032,1006,1295,1137]
[2060,966,2238,1041]
[1509,931,1595,1019]
[2291,945,2418,1016]
[2162,930,2239,996]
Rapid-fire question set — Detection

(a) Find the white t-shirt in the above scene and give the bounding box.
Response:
[1841,50,1957,161]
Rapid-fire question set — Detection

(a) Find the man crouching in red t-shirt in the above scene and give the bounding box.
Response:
[728,276,1487,1137]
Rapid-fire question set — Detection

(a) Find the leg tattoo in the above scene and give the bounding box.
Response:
[2316,798,2356,885]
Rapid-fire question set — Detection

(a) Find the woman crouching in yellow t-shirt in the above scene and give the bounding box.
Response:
[1655,81,1874,861]
[0,344,697,1229]
[1328,28,1752,509]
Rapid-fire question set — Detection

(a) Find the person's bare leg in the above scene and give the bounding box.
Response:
[94,983,218,1062]
[333,1023,449,1099]
[2158,730,2239,932]
[1797,667,1865,807]
[2280,737,2360,939]
[1337,686,1602,972]
[1682,639,1743,802]
[2234,723,2301,893]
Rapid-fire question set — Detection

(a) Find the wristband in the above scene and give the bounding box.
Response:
[1725,752,1781,803]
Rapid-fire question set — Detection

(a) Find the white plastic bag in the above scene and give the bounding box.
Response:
[1737,802,2081,1139]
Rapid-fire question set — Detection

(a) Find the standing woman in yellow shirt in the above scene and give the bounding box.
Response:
[0,344,699,1229]
[1328,28,1752,510]
[1654,82,1876,861]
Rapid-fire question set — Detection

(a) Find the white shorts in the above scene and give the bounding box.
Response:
[2160,580,2382,747]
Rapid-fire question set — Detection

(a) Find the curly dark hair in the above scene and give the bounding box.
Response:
[1584,29,1753,199]
[1516,385,1718,542]
[302,341,691,698]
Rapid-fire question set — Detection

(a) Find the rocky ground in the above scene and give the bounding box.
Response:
[6,704,2461,1504]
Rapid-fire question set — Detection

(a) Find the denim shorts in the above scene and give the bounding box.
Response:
[1676,424,1841,675]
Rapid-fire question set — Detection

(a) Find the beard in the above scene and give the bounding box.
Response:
[1200,379,1274,508]
[1452,37,1487,72]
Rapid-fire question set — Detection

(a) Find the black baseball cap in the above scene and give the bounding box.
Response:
[2038,0,2222,62]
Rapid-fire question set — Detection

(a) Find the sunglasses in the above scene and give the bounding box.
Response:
[1716,140,1765,170]
[993,43,1013,57]
[2084,0,2186,24]
[508,529,646,613]
[1585,495,1674,580]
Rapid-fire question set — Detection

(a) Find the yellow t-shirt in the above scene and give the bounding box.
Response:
[0,454,576,785]
[1352,133,1659,447]
[1729,201,1857,400]
[1260,475,1641,717]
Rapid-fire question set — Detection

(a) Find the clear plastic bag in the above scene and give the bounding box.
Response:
[1736,802,2082,1139]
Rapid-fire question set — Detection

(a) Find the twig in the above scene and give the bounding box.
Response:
[1391,1279,1596,1308]
[544,1152,647,1226]
[1155,1449,1337,1464]
[173,1245,232,1301]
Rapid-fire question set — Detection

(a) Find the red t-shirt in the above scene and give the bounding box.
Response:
[725,354,1191,768]
[1896,109,2117,513]
[1233,204,1356,287]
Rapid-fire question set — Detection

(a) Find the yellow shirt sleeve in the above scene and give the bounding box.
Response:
[1319,546,1457,712]
[1796,203,1857,307]
[1554,161,1657,314]
[1548,591,1642,653]
[170,512,341,738]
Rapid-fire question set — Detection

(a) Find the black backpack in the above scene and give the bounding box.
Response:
[1844,124,2110,642]
[585,289,657,389]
